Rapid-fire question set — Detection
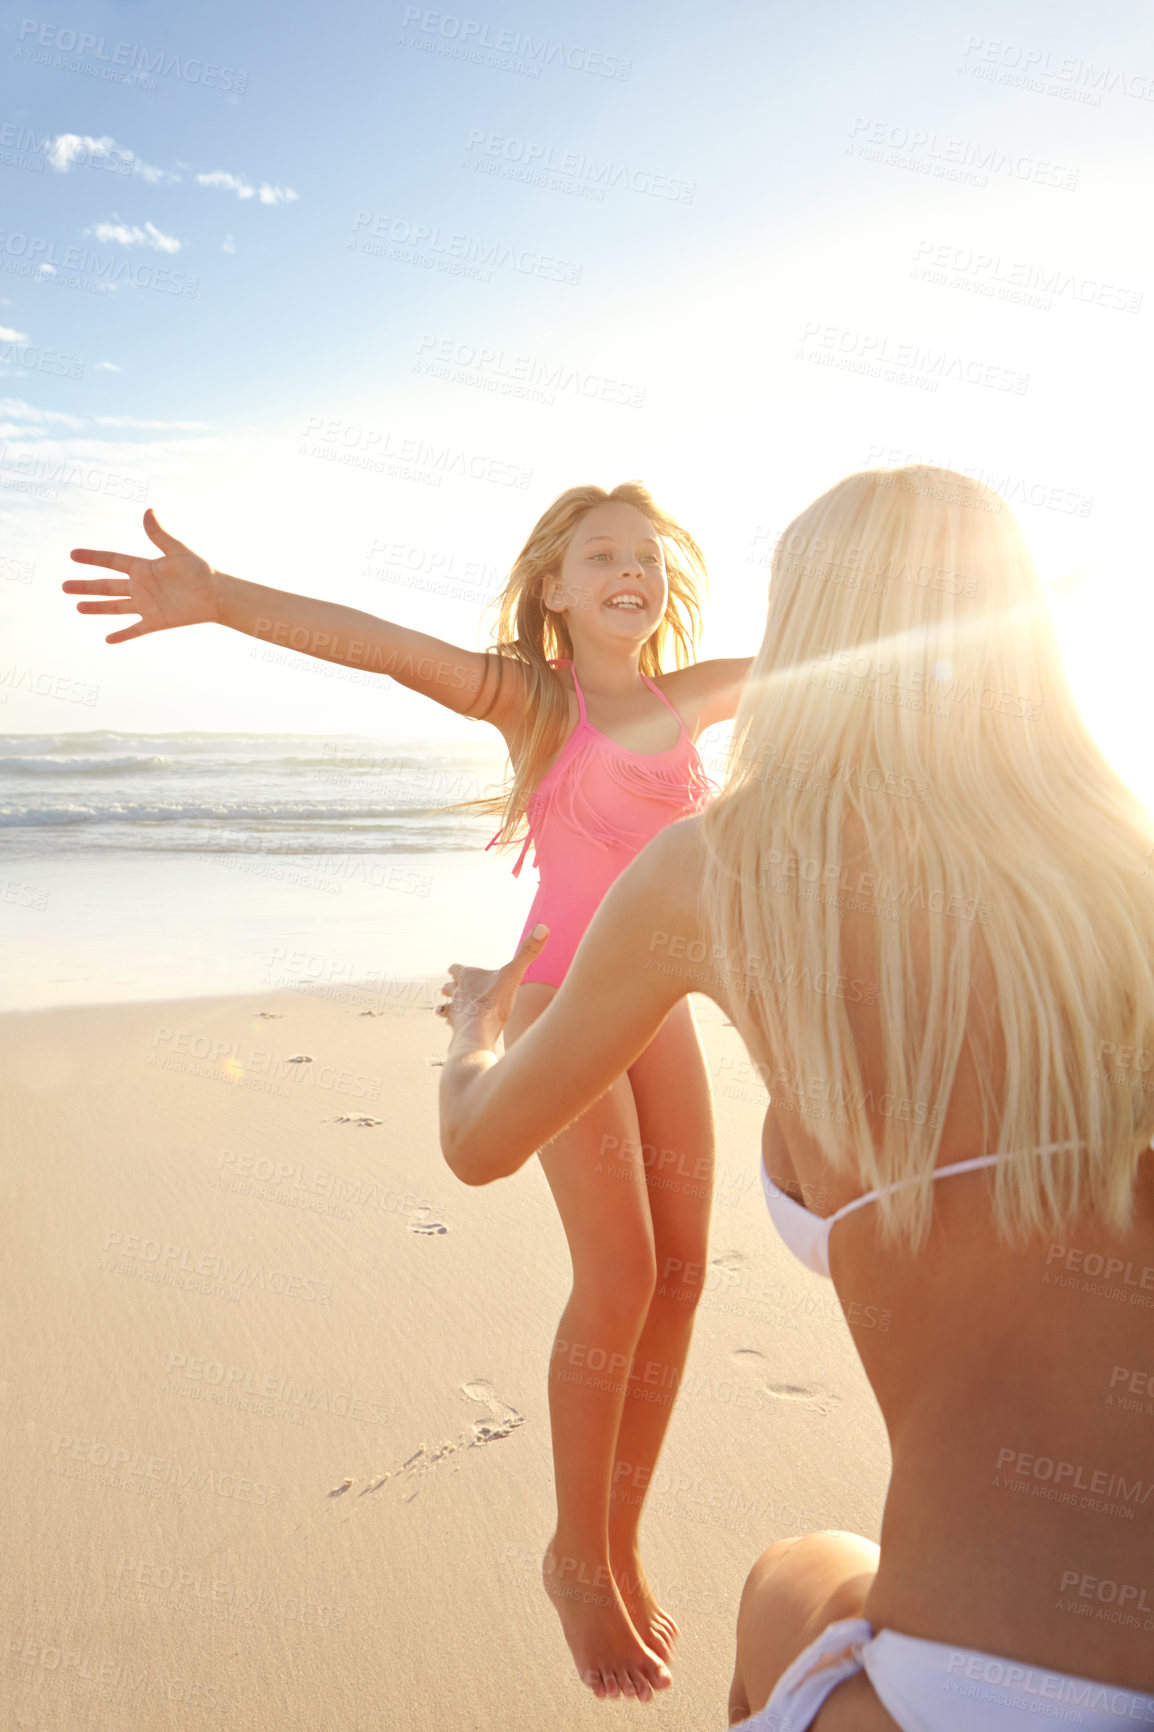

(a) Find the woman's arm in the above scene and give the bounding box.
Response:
[64,508,529,729]
[439,819,711,1184]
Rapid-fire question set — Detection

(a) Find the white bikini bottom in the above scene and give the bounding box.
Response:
[737,1616,1154,1730]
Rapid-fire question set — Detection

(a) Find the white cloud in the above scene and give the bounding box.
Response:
[88,220,182,254]
[196,169,298,205]
[46,133,177,184]
[222,236,236,254]
[47,133,115,171]
[197,169,254,198]
[0,326,29,343]
[0,397,85,428]
[94,416,212,430]
[94,361,122,372]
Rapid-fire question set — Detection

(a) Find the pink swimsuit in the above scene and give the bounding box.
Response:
[489,660,713,988]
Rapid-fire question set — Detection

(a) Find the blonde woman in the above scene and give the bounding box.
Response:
[65,484,752,1703]
[438,467,1154,1727]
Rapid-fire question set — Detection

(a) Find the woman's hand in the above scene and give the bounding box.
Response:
[64,508,220,643]
[436,925,549,1046]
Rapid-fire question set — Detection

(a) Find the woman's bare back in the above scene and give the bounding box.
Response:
[730,828,1154,1691]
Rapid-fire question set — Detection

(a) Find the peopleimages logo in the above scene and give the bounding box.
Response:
[993,1444,1154,1521]
[16,20,247,91]
[943,1647,1154,1714]
[912,239,1142,315]
[847,117,1079,189]
[463,130,692,200]
[398,8,632,79]
[960,35,1154,102]
[51,1431,281,1504]
[350,209,582,286]
[0,332,85,377]
[0,229,198,296]
[414,333,645,408]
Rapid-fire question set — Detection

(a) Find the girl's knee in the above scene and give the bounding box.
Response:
[571,1259,657,1325]
[653,1245,710,1309]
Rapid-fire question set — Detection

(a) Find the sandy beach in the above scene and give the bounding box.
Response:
[3,981,891,1731]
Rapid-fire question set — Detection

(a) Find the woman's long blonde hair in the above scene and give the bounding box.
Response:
[701,465,1154,1247]
[472,482,707,848]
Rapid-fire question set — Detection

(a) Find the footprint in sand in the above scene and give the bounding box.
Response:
[287,1054,313,1064]
[333,1382,525,1504]
[731,1347,842,1413]
[255,1011,285,1019]
[462,1378,526,1446]
[408,1207,448,1236]
[332,1114,383,1127]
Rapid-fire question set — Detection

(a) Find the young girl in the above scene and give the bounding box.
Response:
[65,482,752,1704]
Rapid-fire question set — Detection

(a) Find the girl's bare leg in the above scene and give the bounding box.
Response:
[608,999,716,1657]
[504,984,672,1704]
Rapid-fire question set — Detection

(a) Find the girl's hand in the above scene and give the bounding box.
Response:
[436,925,549,1044]
[64,508,220,643]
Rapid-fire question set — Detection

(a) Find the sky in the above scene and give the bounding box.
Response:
[2,0,1152,798]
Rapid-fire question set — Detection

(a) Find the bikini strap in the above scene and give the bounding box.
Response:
[825,1142,1084,1228]
[640,669,688,735]
[549,657,587,724]
[554,654,686,737]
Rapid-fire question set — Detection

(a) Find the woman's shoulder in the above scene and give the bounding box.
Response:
[628,816,709,923]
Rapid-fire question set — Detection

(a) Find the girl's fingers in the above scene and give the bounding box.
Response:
[142,507,186,555]
[76,599,141,614]
[68,549,135,574]
[62,576,132,595]
[105,622,153,644]
[438,936,548,1029]
[502,924,549,980]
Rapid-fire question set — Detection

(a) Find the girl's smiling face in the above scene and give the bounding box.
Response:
[543,501,668,648]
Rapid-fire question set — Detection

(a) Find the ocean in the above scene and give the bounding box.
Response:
[0,732,539,1010]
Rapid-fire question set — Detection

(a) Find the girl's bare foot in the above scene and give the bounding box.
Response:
[542,1534,673,1701]
[610,1543,680,1664]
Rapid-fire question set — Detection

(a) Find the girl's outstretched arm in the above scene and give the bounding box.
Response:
[64,508,527,729]
[661,657,755,733]
[438,818,713,1185]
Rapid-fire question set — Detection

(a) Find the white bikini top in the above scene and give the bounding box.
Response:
[761,1144,1084,1279]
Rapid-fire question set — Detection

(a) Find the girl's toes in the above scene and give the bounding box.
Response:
[631,1665,655,1702]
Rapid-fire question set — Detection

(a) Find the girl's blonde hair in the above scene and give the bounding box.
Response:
[701,465,1154,1247]
[473,481,707,848]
